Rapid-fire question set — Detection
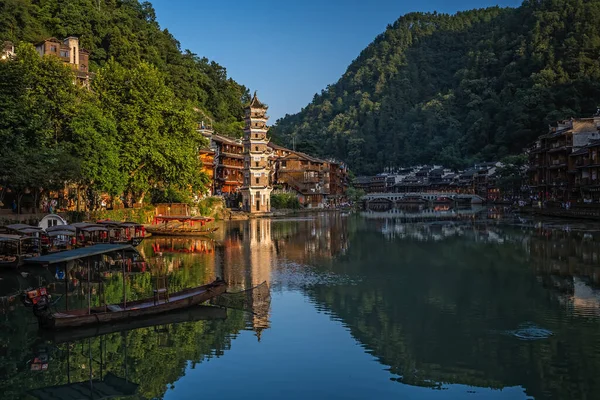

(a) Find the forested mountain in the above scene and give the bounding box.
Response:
[271,0,600,174]
[0,0,248,135]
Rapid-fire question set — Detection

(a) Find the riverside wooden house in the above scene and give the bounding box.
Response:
[528,118,600,201]
[569,139,600,202]
[272,150,331,208]
[328,161,349,205]
[269,144,348,207]
[210,134,244,195]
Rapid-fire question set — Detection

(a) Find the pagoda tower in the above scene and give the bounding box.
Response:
[241,92,273,213]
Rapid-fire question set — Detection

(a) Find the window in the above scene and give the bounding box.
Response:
[255,177,259,184]
[255,146,258,151]
[50,45,57,52]
[60,50,70,58]
[282,161,287,168]
[255,162,259,167]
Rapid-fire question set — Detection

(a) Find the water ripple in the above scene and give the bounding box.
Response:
[500,322,554,341]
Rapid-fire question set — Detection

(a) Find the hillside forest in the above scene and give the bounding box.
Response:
[271,0,600,174]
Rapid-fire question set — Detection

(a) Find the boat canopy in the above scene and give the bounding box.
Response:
[70,222,94,228]
[17,227,45,234]
[46,225,76,233]
[155,215,214,222]
[120,221,143,227]
[6,224,43,231]
[46,230,76,237]
[0,234,22,241]
[96,219,124,226]
[80,226,109,233]
[25,244,134,265]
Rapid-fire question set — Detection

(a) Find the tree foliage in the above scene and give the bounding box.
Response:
[272,1,600,174]
[0,0,249,128]
[0,0,247,210]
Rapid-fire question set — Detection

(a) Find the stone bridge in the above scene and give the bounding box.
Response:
[362,192,485,205]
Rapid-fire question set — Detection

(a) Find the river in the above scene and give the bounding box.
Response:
[1,212,600,399]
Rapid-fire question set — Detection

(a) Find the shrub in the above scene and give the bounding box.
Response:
[271,193,300,209]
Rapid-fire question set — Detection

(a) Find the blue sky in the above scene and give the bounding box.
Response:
[150,0,523,121]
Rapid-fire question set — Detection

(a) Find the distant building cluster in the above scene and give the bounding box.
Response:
[355,163,503,201]
[2,37,91,86]
[528,117,600,203]
[198,94,349,211]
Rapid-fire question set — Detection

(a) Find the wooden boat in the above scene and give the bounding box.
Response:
[22,244,228,330]
[28,280,227,330]
[145,226,219,236]
[146,215,218,236]
[45,304,227,343]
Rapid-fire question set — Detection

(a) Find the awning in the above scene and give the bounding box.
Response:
[25,244,134,265]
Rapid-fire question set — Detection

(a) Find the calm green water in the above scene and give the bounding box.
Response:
[2,213,600,399]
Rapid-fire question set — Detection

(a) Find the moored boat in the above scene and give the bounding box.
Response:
[22,244,227,330]
[0,234,42,268]
[145,226,219,236]
[45,304,227,343]
[96,220,146,246]
[146,215,218,237]
[28,279,227,330]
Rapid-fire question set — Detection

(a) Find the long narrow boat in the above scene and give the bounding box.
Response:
[45,304,227,343]
[145,226,219,237]
[22,244,227,330]
[146,215,218,236]
[31,281,227,330]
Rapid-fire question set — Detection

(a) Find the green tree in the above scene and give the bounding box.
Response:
[93,60,210,204]
[496,154,528,198]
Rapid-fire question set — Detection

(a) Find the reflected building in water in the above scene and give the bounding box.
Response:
[529,229,600,316]
[216,219,274,339]
[270,214,349,263]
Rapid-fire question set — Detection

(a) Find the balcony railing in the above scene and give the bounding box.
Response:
[219,163,243,169]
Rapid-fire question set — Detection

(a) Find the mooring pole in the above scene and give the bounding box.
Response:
[122,249,127,309]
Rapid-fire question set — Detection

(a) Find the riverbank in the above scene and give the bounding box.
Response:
[225,207,353,221]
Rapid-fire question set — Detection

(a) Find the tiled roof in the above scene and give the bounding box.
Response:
[249,91,268,109]
[570,148,588,156]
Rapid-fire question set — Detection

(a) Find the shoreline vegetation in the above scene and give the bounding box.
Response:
[0,196,352,226]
